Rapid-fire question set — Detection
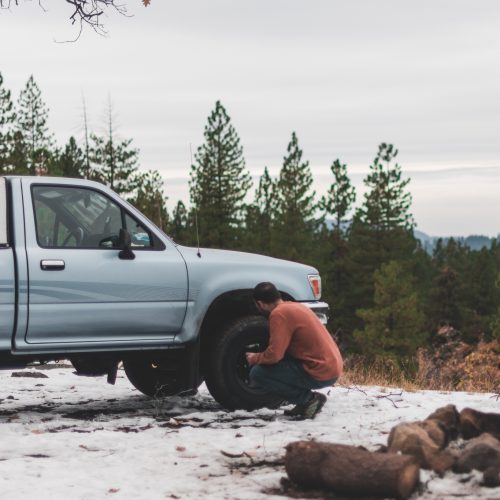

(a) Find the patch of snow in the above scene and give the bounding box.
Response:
[0,366,498,499]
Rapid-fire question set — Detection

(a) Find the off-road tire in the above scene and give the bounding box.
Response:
[204,315,283,410]
[70,357,110,377]
[123,355,189,397]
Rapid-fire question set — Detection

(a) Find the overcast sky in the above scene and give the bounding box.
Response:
[1,1,499,236]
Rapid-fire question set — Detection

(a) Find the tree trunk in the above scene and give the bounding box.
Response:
[459,408,500,440]
[426,404,460,440]
[285,441,420,499]
[387,421,456,473]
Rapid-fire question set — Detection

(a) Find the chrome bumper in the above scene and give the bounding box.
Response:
[302,301,330,325]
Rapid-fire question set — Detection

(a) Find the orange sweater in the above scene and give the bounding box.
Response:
[252,302,343,380]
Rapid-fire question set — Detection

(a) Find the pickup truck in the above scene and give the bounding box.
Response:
[0,176,328,410]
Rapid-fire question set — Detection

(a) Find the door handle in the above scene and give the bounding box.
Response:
[40,260,65,271]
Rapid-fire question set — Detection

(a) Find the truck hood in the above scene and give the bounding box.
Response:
[175,245,319,302]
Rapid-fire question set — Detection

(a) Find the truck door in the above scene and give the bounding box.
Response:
[0,177,15,350]
[22,180,188,345]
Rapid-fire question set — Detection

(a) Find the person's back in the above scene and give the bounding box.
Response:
[268,301,343,381]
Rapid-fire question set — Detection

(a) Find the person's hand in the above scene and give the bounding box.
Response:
[246,352,259,365]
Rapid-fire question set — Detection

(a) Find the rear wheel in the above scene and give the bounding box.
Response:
[204,315,283,410]
[123,353,193,397]
[70,356,111,377]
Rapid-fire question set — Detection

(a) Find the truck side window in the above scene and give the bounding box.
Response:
[33,199,73,247]
[32,186,152,249]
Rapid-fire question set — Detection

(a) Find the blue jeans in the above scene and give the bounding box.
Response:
[249,357,337,405]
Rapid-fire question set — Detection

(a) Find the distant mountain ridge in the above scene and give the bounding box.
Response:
[414,230,500,253]
[324,220,499,253]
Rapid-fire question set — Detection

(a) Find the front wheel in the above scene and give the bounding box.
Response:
[204,315,283,410]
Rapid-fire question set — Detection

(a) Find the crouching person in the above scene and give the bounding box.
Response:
[246,282,343,419]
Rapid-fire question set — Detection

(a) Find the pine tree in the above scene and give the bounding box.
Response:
[347,143,417,333]
[354,260,427,365]
[318,159,356,339]
[90,100,139,195]
[52,137,85,178]
[358,143,414,231]
[189,100,252,249]
[168,200,191,245]
[90,133,139,194]
[428,238,468,336]
[490,273,500,341]
[15,75,54,175]
[129,169,168,231]
[8,131,29,175]
[319,159,356,234]
[429,265,462,330]
[271,132,317,262]
[244,167,274,254]
[0,72,16,174]
[461,248,499,342]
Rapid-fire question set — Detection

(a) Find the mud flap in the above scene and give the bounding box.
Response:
[175,339,201,396]
[107,361,119,385]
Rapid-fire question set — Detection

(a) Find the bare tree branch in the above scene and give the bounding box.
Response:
[0,0,136,38]
[65,0,129,36]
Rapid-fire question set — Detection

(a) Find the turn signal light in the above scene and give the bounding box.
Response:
[308,275,322,300]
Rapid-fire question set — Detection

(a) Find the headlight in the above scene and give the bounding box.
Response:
[308,274,322,300]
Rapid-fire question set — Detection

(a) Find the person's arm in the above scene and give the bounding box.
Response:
[248,311,292,365]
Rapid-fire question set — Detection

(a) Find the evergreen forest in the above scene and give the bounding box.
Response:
[1,74,499,386]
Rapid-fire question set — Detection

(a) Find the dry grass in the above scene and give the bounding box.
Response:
[339,355,421,392]
[340,340,499,394]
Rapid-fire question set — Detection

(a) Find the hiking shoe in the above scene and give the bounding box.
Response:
[295,392,327,420]
[283,402,307,417]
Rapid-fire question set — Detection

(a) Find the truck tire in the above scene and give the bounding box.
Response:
[123,355,190,397]
[205,315,284,410]
[70,356,110,377]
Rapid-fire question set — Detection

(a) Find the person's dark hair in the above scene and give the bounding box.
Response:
[253,282,281,304]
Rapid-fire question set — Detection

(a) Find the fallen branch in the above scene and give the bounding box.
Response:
[220,450,249,459]
[375,391,403,408]
[340,384,404,408]
[339,383,368,396]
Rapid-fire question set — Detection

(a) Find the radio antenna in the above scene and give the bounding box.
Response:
[190,143,202,258]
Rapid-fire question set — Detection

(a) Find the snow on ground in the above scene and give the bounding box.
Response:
[0,365,498,500]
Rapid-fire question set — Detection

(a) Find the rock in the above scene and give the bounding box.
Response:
[455,433,500,473]
[459,408,500,440]
[426,404,460,441]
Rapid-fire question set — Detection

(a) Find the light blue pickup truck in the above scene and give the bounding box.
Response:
[0,176,328,409]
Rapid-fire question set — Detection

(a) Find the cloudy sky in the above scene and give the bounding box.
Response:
[1,1,499,236]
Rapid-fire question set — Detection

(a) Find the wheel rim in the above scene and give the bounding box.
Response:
[234,342,268,395]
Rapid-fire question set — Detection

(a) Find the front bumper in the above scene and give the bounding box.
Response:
[302,301,330,325]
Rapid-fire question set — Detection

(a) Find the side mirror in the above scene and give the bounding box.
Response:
[118,228,135,260]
